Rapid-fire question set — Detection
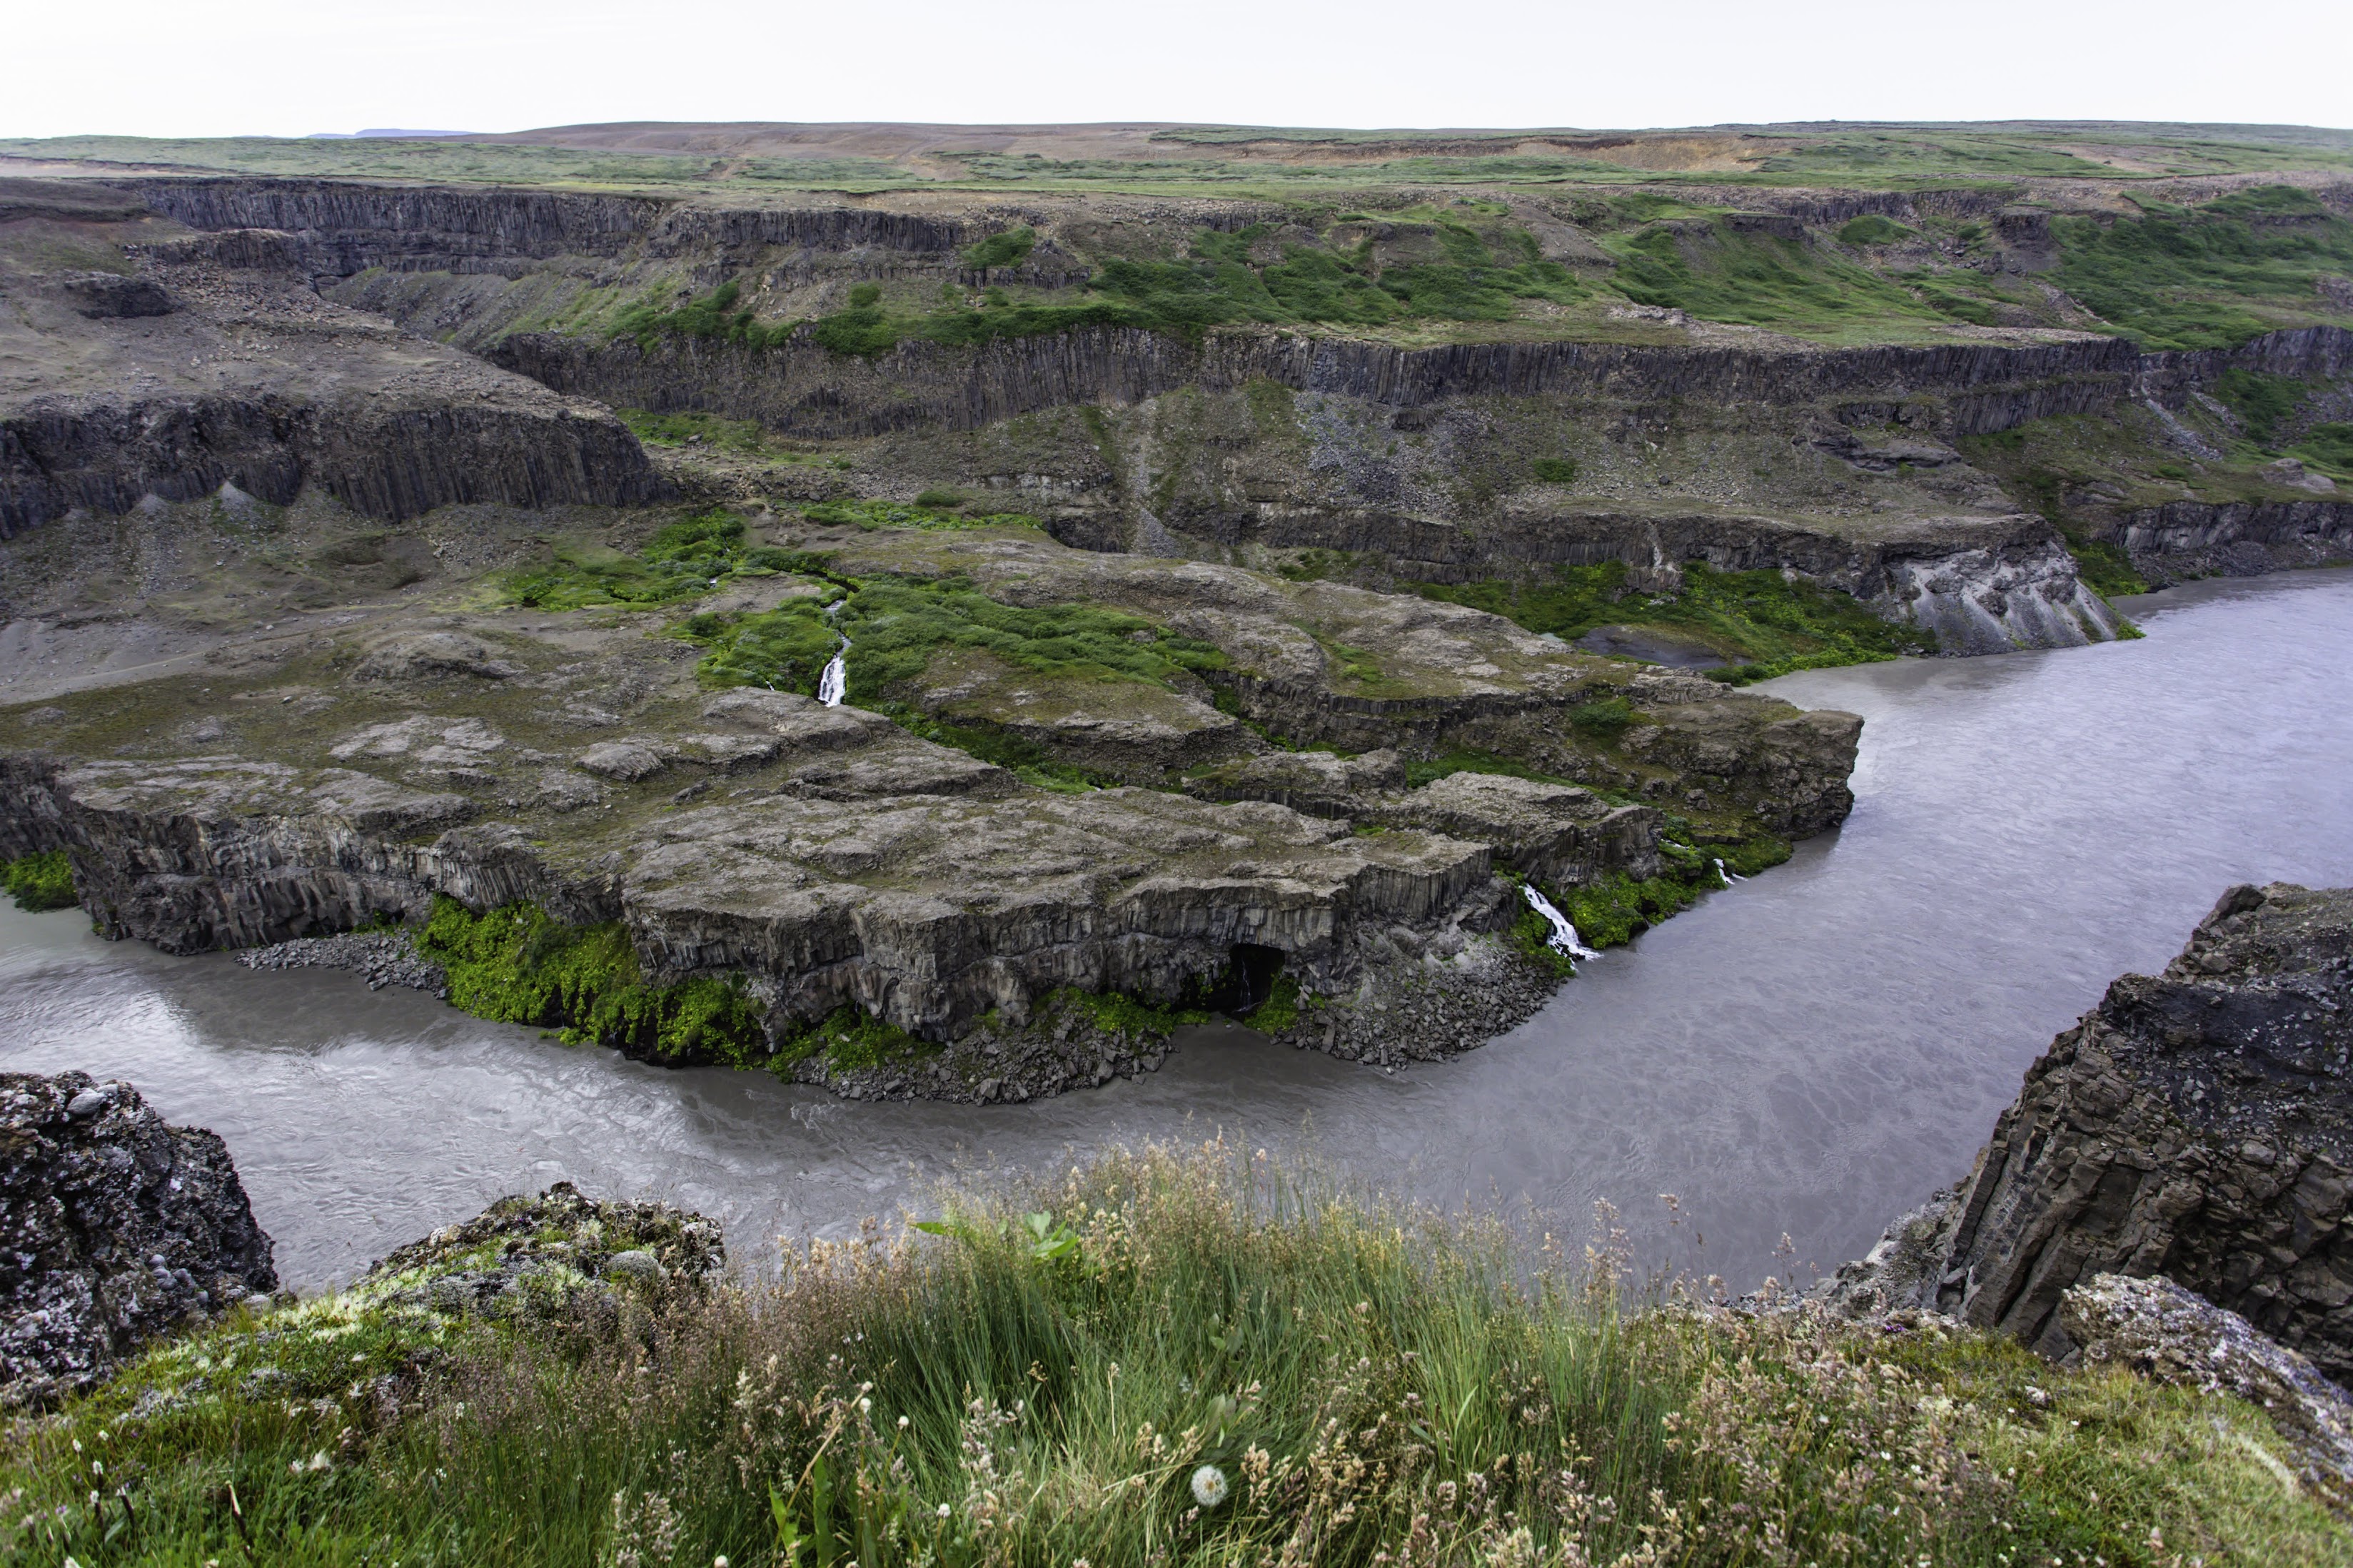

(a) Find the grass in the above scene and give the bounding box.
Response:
[506,508,815,612]
[1411,560,1931,682]
[1600,215,1972,337]
[6,1140,2343,1567]
[613,220,1591,360]
[693,575,1229,707]
[1,849,76,912]
[615,408,830,463]
[2051,185,2353,350]
[415,896,766,1066]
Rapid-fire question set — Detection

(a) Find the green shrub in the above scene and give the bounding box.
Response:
[910,487,967,510]
[1568,694,1635,739]
[416,896,765,1066]
[1531,455,1578,484]
[962,225,1037,268]
[2,849,76,911]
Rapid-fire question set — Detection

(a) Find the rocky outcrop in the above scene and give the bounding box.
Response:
[1,1071,278,1407]
[1833,883,2353,1381]
[363,1180,723,1308]
[2110,497,2353,586]
[493,323,2139,444]
[2062,1272,2353,1510]
[1,390,663,536]
[0,181,667,537]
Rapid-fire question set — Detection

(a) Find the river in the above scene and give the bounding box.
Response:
[5,570,2350,1293]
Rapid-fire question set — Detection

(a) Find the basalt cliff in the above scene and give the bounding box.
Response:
[1825,883,2353,1383]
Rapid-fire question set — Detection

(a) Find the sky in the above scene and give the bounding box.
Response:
[7,0,2350,140]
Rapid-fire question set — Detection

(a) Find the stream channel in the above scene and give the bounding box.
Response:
[4,570,2350,1295]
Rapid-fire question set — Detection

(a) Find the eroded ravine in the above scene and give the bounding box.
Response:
[3,571,2349,1293]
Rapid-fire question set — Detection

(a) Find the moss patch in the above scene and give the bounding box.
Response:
[1414,559,1929,681]
[505,507,816,612]
[416,897,765,1067]
[694,575,1228,705]
[2,849,76,912]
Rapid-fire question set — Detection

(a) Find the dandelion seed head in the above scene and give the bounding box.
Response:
[1190,1465,1230,1508]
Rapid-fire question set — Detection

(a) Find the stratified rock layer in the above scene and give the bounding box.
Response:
[1,1071,278,1407]
[1835,884,2353,1380]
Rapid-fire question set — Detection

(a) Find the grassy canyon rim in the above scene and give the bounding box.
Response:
[3,115,2353,1564]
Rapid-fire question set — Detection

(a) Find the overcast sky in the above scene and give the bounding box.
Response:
[10,0,2349,140]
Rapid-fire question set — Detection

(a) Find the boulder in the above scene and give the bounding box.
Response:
[1,1072,277,1407]
[2062,1272,2353,1510]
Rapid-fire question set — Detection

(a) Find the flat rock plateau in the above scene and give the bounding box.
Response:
[2,123,2349,1097]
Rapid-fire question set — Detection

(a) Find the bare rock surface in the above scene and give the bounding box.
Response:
[1,1071,278,1408]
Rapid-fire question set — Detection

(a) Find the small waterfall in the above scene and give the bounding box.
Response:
[817,599,850,708]
[1521,884,1601,960]
[1715,858,1745,888]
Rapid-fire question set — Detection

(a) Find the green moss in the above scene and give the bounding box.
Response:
[696,575,1228,706]
[615,408,810,460]
[800,497,1039,532]
[2065,532,2153,600]
[1403,748,1581,790]
[2294,421,2353,474]
[2,849,76,912]
[1602,215,1964,334]
[2212,367,2311,447]
[1414,560,1929,679]
[1239,974,1303,1033]
[415,897,765,1067]
[1835,213,1913,246]
[1530,456,1579,484]
[1555,871,1703,949]
[1049,985,1211,1038]
[766,1006,932,1073]
[1508,904,1580,978]
[505,507,814,611]
[1568,695,1634,739]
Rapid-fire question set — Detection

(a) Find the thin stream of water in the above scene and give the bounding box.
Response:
[4,570,2349,1292]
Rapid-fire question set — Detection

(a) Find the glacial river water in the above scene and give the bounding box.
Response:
[5,570,2351,1294]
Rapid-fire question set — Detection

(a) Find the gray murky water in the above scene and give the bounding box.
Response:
[6,570,2351,1293]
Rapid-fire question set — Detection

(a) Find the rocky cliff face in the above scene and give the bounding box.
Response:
[1827,883,2353,1380]
[490,324,2139,445]
[0,180,666,537]
[2,1071,278,1408]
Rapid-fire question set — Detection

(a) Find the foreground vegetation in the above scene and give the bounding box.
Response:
[6,1143,2342,1566]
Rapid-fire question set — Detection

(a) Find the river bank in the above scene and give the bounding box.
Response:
[2,570,2350,1294]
